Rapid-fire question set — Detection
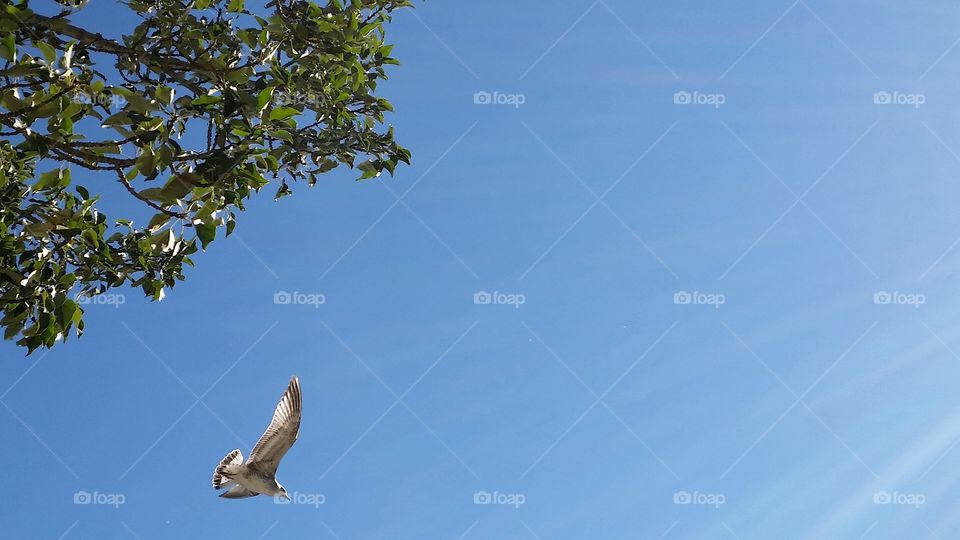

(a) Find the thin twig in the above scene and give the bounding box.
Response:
[114,168,186,218]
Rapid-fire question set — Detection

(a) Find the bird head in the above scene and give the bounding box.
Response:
[278,486,290,501]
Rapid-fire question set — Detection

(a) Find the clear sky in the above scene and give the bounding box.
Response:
[4,1,960,538]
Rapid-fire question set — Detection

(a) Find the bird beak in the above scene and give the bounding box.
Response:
[281,493,290,501]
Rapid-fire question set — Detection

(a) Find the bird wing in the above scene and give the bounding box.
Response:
[219,484,259,498]
[247,376,301,475]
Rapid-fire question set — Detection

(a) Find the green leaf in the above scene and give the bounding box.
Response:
[140,177,191,203]
[147,212,171,232]
[0,33,16,61]
[34,168,70,191]
[156,144,173,169]
[112,88,151,112]
[101,111,131,127]
[257,86,276,112]
[136,146,156,176]
[357,160,380,180]
[195,221,216,250]
[81,228,99,248]
[37,42,56,64]
[274,181,292,199]
[140,117,164,131]
[191,95,222,107]
[4,320,24,341]
[155,85,174,106]
[57,300,79,332]
[269,106,299,121]
[318,159,338,173]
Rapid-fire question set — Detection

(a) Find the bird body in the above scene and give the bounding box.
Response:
[212,376,302,500]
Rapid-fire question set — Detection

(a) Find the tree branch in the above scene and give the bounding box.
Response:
[114,168,186,219]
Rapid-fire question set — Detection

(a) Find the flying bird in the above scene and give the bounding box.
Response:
[212,376,301,500]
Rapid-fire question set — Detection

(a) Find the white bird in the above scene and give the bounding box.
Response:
[212,376,301,500]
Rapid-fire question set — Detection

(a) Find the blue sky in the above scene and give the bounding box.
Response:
[5,0,960,538]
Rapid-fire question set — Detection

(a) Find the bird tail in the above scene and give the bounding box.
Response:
[212,449,243,490]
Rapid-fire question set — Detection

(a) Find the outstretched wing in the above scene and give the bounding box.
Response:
[247,376,301,474]
[219,484,259,498]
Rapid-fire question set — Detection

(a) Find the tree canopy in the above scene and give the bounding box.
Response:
[0,0,412,353]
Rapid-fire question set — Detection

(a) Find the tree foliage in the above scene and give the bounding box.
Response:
[0,0,412,353]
